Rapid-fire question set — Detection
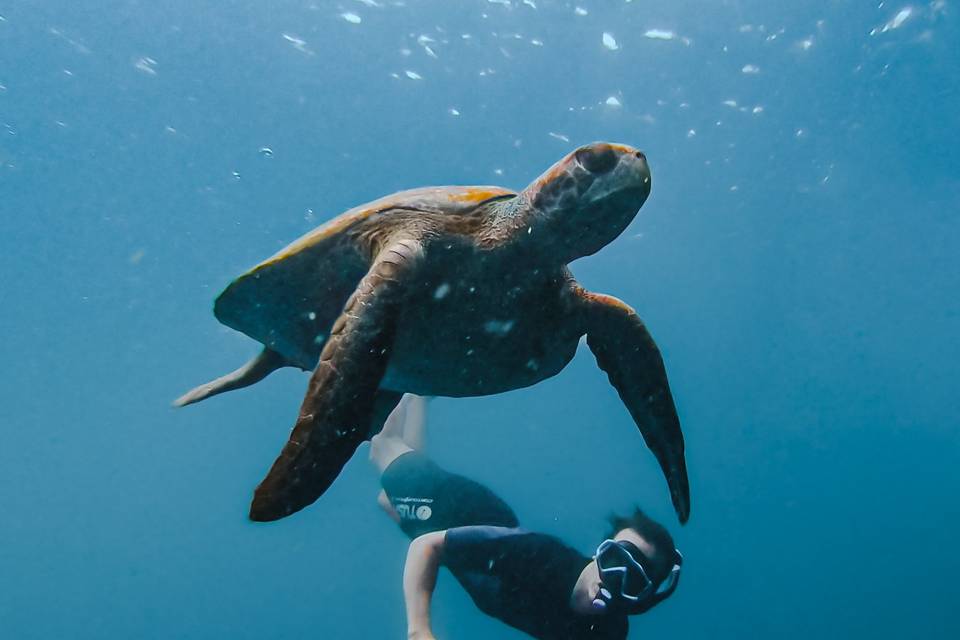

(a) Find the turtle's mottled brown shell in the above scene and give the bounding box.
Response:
[214,186,516,369]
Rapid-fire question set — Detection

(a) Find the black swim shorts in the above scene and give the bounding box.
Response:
[381,451,519,539]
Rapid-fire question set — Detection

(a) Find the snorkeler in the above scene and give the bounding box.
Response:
[369,395,683,640]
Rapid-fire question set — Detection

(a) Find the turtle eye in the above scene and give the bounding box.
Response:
[575,145,618,174]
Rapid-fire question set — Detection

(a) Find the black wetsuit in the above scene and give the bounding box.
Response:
[381,451,628,640]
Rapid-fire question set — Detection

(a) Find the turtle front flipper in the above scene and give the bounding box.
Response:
[173,348,290,407]
[249,239,423,522]
[581,292,690,524]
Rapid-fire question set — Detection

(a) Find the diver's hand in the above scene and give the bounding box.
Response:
[408,630,437,640]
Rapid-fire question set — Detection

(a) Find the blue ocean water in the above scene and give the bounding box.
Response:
[1,1,958,637]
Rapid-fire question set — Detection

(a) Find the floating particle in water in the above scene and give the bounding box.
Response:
[305,208,316,222]
[259,147,274,157]
[129,249,146,265]
[355,0,381,7]
[687,129,697,138]
[548,132,570,142]
[493,168,504,176]
[523,0,537,8]
[722,99,738,108]
[417,34,435,46]
[602,32,619,50]
[574,7,588,16]
[798,37,814,50]
[741,64,760,74]
[530,38,543,46]
[877,6,913,34]
[49,27,91,54]
[0,83,6,92]
[729,185,739,192]
[752,106,764,114]
[134,56,157,75]
[341,12,362,24]
[483,319,516,336]
[644,29,676,41]
[487,0,511,6]
[449,107,460,116]
[605,96,622,107]
[307,311,317,321]
[164,125,176,134]
[232,171,241,180]
[795,128,806,138]
[434,283,451,300]
[405,70,422,80]
[282,33,313,55]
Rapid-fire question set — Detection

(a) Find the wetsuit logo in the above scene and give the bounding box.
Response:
[415,505,432,520]
[393,497,433,522]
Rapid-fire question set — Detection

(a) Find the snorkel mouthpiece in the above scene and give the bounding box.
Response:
[592,587,612,613]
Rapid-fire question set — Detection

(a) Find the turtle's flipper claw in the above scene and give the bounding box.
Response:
[173,348,288,408]
[582,292,691,524]
[250,239,423,522]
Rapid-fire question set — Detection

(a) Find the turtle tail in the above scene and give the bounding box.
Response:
[173,348,289,407]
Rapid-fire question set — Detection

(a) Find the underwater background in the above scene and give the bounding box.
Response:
[2,1,958,638]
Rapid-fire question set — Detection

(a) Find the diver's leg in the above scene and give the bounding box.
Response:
[369,394,429,473]
[377,489,401,523]
[370,395,415,472]
[370,430,414,475]
[379,394,412,440]
[399,395,428,451]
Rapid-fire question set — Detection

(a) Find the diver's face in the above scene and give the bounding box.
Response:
[570,559,606,615]
[569,528,658,616]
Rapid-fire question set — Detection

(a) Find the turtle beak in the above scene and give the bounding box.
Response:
[628,150,651,199]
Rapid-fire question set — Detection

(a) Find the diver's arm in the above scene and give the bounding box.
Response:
[404,530,447,640]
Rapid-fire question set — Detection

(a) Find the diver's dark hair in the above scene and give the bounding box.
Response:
[606,507,676,584]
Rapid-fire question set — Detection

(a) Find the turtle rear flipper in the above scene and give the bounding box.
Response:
[249,239,423,522]
[173,348,289,407]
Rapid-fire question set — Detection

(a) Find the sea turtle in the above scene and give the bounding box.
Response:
[176,142,690,524]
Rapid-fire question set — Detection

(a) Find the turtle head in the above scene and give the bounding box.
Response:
[520,142,651,261]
